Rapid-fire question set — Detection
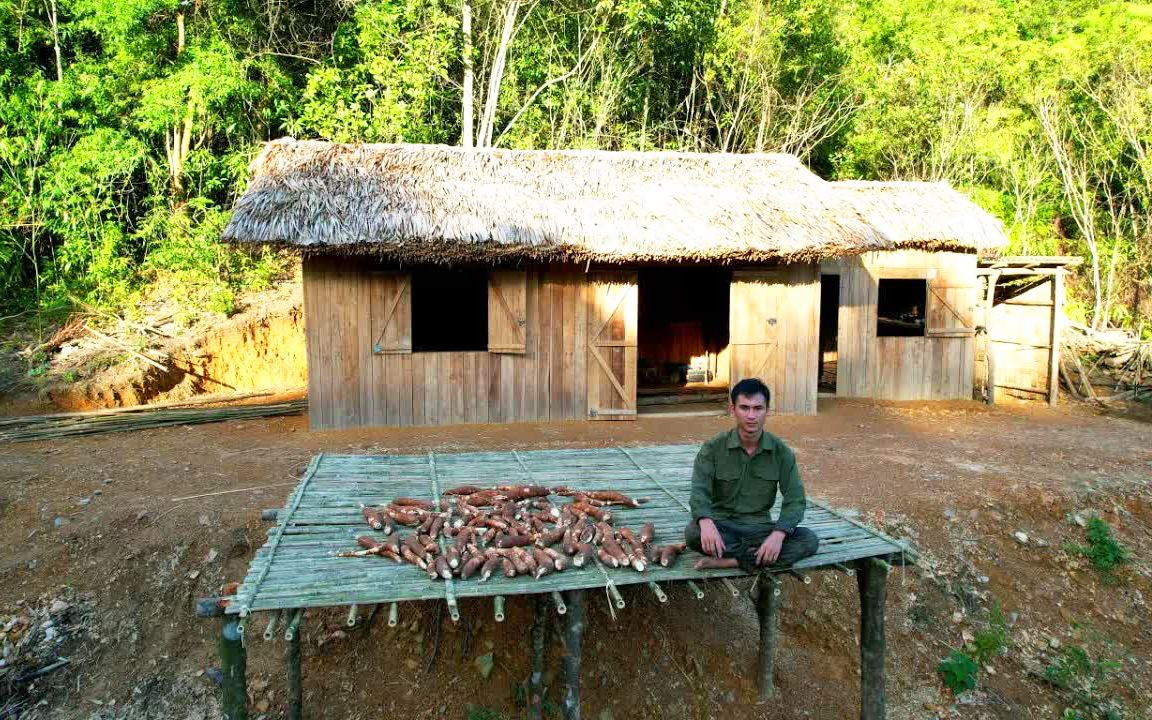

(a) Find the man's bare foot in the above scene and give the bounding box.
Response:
[693,557,739,570]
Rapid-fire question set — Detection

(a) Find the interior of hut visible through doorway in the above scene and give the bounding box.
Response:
[636,267,731,415]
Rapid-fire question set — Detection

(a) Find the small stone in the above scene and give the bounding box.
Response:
[78,497,91,506]
[199,515,211,526]
[1013,531,1029,544]
[53,517,67,528]
[403,658,420,671]
[1073,514,1086,527]
[474,652,494,679]
[943,507,957,520]
[977,576,989,584]
[49,600,69,615]
[983,664,996,675]
[187,570,200,580]
[135,511,148,522]
[205,549,219,563]
[951,611,964,624]
[1049,637,1061,649]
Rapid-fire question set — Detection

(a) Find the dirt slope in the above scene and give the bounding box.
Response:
[0,399,1149,719]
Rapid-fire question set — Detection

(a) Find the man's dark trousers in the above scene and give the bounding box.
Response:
[684,519,819,571]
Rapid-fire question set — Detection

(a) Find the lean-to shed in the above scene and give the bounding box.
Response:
[223,139,1008,430]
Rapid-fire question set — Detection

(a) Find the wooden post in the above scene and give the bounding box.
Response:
[219,619,248,720]
[560,589,585,720]
[984,271,1001,405]
[1049,271,1064,406]
[287,613,303,720]
[528,594,549,720]
[856,558,889,720]
[756,574,782,699]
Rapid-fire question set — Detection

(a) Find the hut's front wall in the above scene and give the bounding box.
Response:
[303,257,589,430]
[824,250,977,400]
[302,256,829,429]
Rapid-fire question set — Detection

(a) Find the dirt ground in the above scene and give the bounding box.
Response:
[1,398,1150,720]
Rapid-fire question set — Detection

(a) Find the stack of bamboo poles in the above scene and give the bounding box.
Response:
[0,395,306,443]
[1061,323,1152,404]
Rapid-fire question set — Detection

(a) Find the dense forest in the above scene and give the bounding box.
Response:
[2,0,1150,333]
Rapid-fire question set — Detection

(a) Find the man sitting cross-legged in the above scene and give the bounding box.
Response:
[685,378,819,571]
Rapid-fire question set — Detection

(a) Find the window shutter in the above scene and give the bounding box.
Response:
[926,280,976,337]
[371,272,412,354]
[488,270,527,354]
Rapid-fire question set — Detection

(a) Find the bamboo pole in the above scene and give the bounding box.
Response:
[552,590,567,615]
[287,612,303,720]
[685,581,705,600]
[388,603,399,628]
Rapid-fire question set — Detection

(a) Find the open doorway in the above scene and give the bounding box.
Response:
[819,274,840,393]
[637,268,730,415]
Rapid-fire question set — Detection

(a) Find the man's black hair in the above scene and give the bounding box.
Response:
[730,378,770,406]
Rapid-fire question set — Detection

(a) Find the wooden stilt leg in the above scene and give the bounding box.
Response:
[219,619,248,720]
[856,558,889,720]
[756,574,782,699]
[528,594,549,720]
[560,590,585,720]
[287,613,303,720]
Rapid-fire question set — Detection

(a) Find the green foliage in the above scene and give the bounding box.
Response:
[1,0,1151,336]
[938,649,979,695]
[1044,644,1125,719]
[967,603,1011,664]
[466,707,508,720]
[1066,516,1131,579]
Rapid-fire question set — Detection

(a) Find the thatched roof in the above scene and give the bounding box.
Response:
[222,139,1007,264]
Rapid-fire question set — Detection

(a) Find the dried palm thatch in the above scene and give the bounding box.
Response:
[222,139,1007,264]
[831,180,1007,252]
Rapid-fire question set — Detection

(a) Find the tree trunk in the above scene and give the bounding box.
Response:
[461,0,474,147]
[477,0,519,147]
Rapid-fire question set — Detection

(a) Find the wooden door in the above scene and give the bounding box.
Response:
[586,272,638,420]
[488,270,528,353]
[730,266,820,414]
[730,270,783,412]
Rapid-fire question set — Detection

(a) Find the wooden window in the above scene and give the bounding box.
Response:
[488,271,528,354]
[410,268,488,352]
[876,279,927,337]
[926,280,976,337]
[370,272,412,354]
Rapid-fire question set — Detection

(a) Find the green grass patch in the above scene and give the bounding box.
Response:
[1043,644,1125,719]
[1066,517,1130,581]
[938,650,979,694]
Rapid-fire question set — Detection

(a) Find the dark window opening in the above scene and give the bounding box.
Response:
[819,274,839,391]
[876,278,927,337]
[411,268,488,352]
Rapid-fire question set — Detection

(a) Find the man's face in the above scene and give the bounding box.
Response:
[730,392,768,436]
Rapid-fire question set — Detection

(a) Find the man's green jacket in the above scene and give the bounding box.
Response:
[689,428,806,534]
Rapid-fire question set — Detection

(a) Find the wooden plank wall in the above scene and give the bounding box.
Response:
[303,257,587,430]
[989,279,1054,399]
[824,250,977,400]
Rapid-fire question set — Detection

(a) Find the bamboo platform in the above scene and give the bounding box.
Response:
[208,445,916,720]
[229,445,915,616]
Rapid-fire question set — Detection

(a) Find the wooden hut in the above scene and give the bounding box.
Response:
[222,140,1007,430]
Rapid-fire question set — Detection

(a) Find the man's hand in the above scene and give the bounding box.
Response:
[698,518,725,558]
[755,530,787,566]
